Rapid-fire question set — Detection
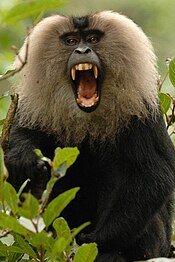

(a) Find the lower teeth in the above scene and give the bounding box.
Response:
[76,96,99,107]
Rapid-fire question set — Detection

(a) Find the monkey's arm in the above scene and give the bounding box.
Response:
[78,114,175,250]
[5,120,54,198]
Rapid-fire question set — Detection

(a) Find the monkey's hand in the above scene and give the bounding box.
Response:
[5,124,54,198]
[6,148,51,199]
[76,232,96,245]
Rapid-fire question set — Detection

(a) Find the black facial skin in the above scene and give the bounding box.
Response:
[65,30,102,68]
[60,28,104,113]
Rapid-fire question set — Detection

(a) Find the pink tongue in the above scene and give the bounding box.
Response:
[78,71,96,98]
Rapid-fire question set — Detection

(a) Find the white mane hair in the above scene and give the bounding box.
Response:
[13,11,159,145]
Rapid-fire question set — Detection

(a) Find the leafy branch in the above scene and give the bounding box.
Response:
[159,57,175,137]
[0,147,98,262]
[0,37,29,81]
[0,94,19,154]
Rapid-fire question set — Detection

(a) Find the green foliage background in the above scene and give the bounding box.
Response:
[1,0,175,70]
[0,147,98,261]
[1,0,175,116]
[1,0,175,140]
[0,1,175,260]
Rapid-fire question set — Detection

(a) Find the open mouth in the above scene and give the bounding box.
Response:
[70,63,100,111]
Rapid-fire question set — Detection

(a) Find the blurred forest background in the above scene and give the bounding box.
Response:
[0,0,175,123]
[0,1,175,260]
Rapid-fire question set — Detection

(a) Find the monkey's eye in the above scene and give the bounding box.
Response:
[86,35,99,44]
[65,37,79,46]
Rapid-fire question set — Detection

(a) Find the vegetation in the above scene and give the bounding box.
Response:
[0,2,99,261]
[159,58,175,141]
[0,147,98,262]
[0,0,175,261]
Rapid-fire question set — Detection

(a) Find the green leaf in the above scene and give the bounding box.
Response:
[53,217,71,239]
[0,94,9,101]
[43,187,80,227]
[7,242,25,262]
[40,175,60,213]
[17,179,30,197]
[34,149,44,158]
[0,119,5,126]
[50,237,67,262]
[0,241,24,262]
[169,57,175,88]
[14,234,37,259]
[53,219,90,254]
[0,69,16,80]
[53,162,67,178]
[30,230,54,251]
[71,222,91,240]
[0,213,30,237]
[53,147,80,171]
[6,243,23,262]
[4,182,18,215]
[0,148,4,201]
[0,148,5,179]
[0,241,7,257]
[0,148,7,202]
[73,243,98,262]
[159,93,171,113]
[34,149,51,165]
[2,0,66,24]
[0,245,24,254]
[0,257,6,262]
[18,193,39,219]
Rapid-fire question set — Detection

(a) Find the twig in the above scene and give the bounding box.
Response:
[0,93,19,155]
[39,245,45,262]
[166,96,175,130]
[0,35,29,81]
[64,251,73,262]
[158,70,169,92]
[0,229,11,238]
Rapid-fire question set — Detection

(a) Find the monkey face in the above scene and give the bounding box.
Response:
[61,30,103,112]
[15,11,158,142]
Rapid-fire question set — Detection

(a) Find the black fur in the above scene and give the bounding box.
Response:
[6,111,175,261]
[72,16,89,31]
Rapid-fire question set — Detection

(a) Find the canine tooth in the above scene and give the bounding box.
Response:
[93,65,98,79]
[71,67,76,80]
